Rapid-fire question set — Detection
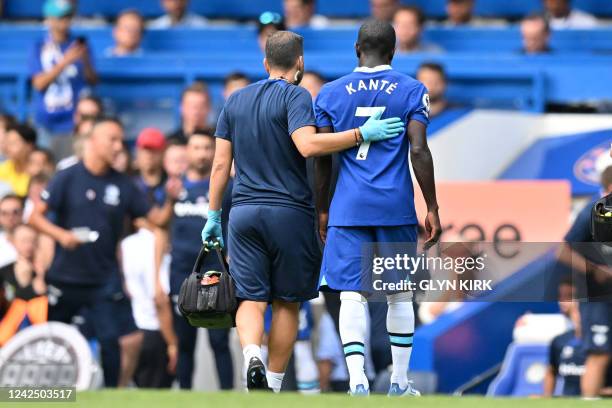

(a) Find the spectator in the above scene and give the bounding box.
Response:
[257,12,286,53]
[0,224,47,346]
[223,72,250,101]
[149,0,206,29]
[446,0,474,26]
[557,165,612,398]
[163,139,188,179]
[56,117,96,171]
[133,128,167,205]
[30,0,97,159]
[521,14,552,55]
[27,147,56,178]
[283,0,329,29]
[112,141,132,174]
[107,9,145,57]
[393,6,442,54]
[370,0,399,22]
[544,0,598,29]
[300,71,325,99]
[0,124,37,197]
[0,195,24,268]
[416,63,448,119]
[167,82,211,144]
[74,95,103,126]
[0,114,16,163]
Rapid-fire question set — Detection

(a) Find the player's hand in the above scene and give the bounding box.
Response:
[318,212,329,244]
[58,230,81,250]
[423,208,442,250]
[358,110,405,143]
[166,344,178,374]
[202,209,224,249]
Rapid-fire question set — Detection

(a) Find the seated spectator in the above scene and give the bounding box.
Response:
[393,6,443,54]
[0,195,24,268]
[257,12,286,53]
[370,0,399,22]
[283,0,329,29]
[167,82,211,144]
[521,14,552,55]
[134,128,167,205]
[30,0,97,159]
[0,224,47,346]
[445,0,474,25]
[223,72,250,101]
[0,124,37,197]
[74,95,103,126]
[107,9,145,57]
[544,0,598,29]
[416,63,448,119]
[149,0,206,29]
[27,147,55,178]
[0,114,16,162]
[301,71,325,99]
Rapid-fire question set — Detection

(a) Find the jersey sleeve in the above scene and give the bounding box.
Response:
[314,86,333,129]
[127,180,152,219]
[215,106,232,141]
[287,86,316,135]
[408,83,431,127]
[41,170,68,213]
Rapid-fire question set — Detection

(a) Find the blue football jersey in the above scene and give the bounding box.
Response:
[314,65,429,227]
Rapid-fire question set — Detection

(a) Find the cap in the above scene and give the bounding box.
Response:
[43,0,74,18]
[136,128,166,151]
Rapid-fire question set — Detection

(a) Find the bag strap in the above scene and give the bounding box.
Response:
[193,246,230,275]
[214,248,230,275]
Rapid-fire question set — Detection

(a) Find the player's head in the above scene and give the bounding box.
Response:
[521,13,550,54]
[187,129,215,175]
[264,31,305,85]
[87,117,125,167]
[601,165,612,194]
[163,139,188,178]
[300,71,325,99]
[356,19,396,65]
[223,72,250,100]
[417,62,447,103]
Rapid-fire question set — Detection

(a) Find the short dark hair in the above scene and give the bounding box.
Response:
[191,127,215,140]
[523,13,550,33]
[0,193,24,208]
[0,113,16,130]
[357,19,396,61]
[418,62,447,81]
[181,81,209,102]
[394,5,425,26]
[602,166,612,189]
[224,72,249,87]
[265,31,304,70]
[78,95,104,115]
[32,147,56,165]
[7,123,37,146]
[91,116,123,132]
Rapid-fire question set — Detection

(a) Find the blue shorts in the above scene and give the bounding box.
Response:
[580,302,612,354]
[319,225,418,294]
[228,205,321,302]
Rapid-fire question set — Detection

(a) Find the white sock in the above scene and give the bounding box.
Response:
[266,371,285,393]
[386,292,415,389]
[339,291,369,392]
[294,340,320,394]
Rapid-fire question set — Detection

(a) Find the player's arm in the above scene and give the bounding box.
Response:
[291,111,404,158]
[28,201,80,249]
[407,120,441,249]
[314,126,333,243]
[201,138,233,248]
[542,365,556,397]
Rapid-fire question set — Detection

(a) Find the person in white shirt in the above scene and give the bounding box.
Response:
[544,0,598,29]
[149,0,206,29]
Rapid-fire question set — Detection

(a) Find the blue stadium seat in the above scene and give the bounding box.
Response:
[487,343,548,396]
[4,0,612,19]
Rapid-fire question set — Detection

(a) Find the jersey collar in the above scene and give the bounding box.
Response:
[353,65,392,73]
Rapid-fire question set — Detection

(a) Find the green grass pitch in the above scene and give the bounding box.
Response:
[25,390,611,408]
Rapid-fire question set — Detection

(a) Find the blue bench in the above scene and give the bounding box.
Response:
[4,0,612,19]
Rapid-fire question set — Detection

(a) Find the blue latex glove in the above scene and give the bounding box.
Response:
[201,209,224,249]
[358,110,405,143]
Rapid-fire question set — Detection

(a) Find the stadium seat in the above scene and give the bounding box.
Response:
[487,343,549,396]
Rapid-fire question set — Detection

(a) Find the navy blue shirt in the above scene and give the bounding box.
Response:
[169,175,232,268]
[43,162,151,285]
[549,330,585,396]
[564,198,612,299]
[215,79,316,210]
[29,35,90,133]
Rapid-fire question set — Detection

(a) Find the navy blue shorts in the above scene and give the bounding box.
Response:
[319,225,418,294]
[227,205,321,302]
[580,302,612,354]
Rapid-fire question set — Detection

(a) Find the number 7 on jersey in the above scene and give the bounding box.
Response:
[355,106,385,161]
